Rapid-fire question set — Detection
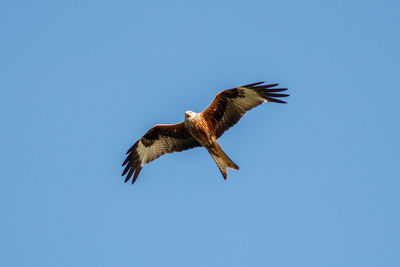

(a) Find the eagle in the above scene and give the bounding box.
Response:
[122,81,289,184]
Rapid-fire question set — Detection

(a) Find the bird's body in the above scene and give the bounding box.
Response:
[122,81,289,184]
[184,111,239,179]
[184,111,212,148]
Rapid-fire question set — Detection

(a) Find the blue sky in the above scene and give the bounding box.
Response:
[1,0,399,266]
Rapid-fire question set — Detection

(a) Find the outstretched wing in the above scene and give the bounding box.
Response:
[201,82,289,138]
[122,123,200,184]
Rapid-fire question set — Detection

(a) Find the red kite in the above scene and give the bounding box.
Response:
[122,81,289,184]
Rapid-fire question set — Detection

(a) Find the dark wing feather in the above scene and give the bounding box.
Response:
[122,123,200,184]
[201,82,289,138]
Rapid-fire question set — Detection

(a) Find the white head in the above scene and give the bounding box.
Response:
[185,110,198,120]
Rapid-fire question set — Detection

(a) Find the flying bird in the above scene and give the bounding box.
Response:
[122,81,289,184]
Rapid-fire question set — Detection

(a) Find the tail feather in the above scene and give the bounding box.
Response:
[208,142,239,180]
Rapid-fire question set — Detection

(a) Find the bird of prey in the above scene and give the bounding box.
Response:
[122,81,289,184]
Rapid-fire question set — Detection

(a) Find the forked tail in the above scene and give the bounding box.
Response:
[207,142,239,180]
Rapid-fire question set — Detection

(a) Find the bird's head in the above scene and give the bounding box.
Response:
[185,110,197,120]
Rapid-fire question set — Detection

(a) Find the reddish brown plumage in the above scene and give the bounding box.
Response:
[122,81,288,184]
[201,82,289,138]
[122,123,200,184]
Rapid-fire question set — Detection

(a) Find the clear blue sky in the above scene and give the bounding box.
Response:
[1,0,399,266]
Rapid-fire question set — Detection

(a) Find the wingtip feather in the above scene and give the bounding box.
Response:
[242,81,265,87]
[131,166,142,184]
[266,97,287,104]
